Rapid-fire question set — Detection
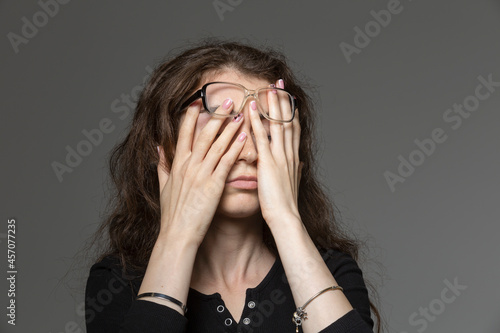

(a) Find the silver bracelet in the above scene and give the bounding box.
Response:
[292,285,344,332]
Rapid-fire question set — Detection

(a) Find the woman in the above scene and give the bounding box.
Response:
[85,40,381,332]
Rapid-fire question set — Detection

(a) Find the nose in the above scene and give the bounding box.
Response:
[235,100,258,164]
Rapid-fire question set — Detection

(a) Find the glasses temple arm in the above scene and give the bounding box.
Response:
[179,90,203,112]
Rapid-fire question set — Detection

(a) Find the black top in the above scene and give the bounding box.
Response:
[85,249,374,332]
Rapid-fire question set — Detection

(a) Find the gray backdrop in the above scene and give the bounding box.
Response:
[1,1,499,332]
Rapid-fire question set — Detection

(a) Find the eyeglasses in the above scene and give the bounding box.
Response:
[178,82,298,123]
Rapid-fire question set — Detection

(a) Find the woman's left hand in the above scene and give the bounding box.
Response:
[248,79,303,228]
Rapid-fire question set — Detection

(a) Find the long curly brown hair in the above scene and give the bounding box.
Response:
[90,38,382,332]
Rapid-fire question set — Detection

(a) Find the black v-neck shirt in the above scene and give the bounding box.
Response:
[85,249,375,332]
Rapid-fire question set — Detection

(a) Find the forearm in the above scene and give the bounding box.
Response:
[137,235,198,315]
[270,216,354,333]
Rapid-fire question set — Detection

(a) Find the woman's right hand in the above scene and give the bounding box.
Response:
[156,98,247,246]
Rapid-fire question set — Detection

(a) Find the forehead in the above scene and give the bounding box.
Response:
[199,69,272,90]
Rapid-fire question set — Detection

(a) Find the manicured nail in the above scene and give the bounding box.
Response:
[278,79,284,89]
[238,132,247,142]
[250,101,257,110]
[156,146,160,154]
[233,113,243,122]
[223,98,233,109]
[270,83,277,94]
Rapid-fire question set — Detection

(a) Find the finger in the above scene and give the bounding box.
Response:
[157,145,169,195]
[292,107,301,164]
[289,106,301,197]
[191,98,234,162]
[298,161,304,187]
[204,112,245,171]
[277,79,292,121]
[213,131,248,182]
[296,161,304,203]
[267,83,282,121]
[277,79,294,164]
[267,85,285,157]
[249,101,272,160]
[176,101,201,157]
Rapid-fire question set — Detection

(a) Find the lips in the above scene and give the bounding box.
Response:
[226,175,258,189]
[226,175,257,183]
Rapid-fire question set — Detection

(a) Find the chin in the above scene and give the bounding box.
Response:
[215,191,261,219]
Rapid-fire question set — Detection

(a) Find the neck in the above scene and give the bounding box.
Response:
[191,213,275,292]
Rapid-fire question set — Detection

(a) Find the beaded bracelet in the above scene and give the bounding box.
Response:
[136,292,188,315]
[292,285,344,332]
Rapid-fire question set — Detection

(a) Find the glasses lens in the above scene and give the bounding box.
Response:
[204,83,295,122]
[257,88,295,122]
[205,83,244,115]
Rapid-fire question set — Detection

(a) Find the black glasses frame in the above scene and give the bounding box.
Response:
[178,81,299,123]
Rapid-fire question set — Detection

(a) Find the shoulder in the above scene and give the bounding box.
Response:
[86,255,142,301]
[89,255,142,279]
[88,255,127,282]
[85,257,151,329]
[89,255,122,273]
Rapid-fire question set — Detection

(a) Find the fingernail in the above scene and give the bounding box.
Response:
[278,79,284,89]
[233,113,243,122]
[156,146,160,154]
[238,132,247,142]
[250,101,257,110]
[223,98,233,109]
[270,84,277,94]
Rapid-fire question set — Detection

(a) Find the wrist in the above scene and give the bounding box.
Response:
[139,233,199,304]
[266,210,303,231]
[157,221,205,249]
[154,232,200,256]
[267,213,308,244]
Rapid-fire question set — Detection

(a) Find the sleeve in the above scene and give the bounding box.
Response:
[317,249,375,333]
[85,256,188,333]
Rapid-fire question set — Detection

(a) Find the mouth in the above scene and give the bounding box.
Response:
[226,175,258,190]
